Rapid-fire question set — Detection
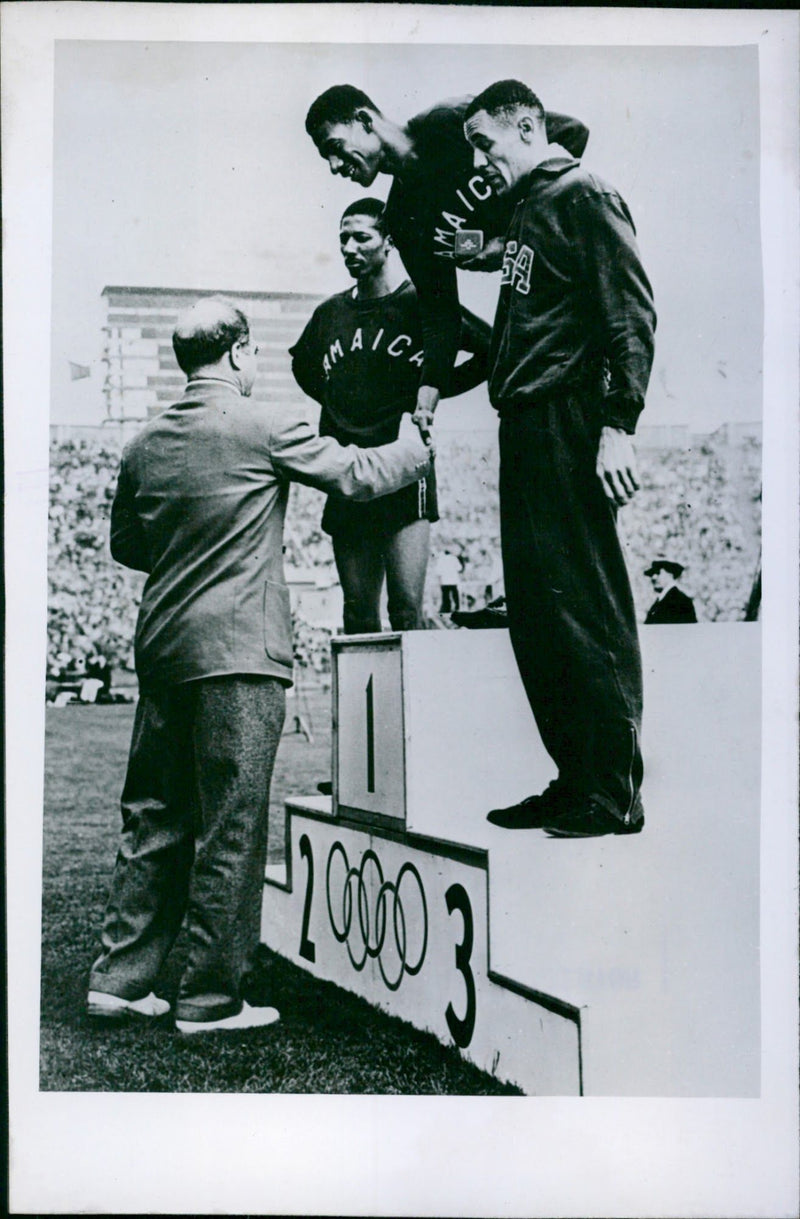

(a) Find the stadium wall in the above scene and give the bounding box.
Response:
[100,285,324,425]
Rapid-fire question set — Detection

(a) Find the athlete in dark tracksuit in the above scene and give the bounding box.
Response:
[381,99,589,400]
[488,154,656,832]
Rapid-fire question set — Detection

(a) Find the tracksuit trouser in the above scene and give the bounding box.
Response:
[89,674,286,1021]
[498,391,643,824]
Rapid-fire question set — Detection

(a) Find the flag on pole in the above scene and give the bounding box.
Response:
[69,361,91,381]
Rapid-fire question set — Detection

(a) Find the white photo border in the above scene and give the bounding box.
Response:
[3,5,798,1216]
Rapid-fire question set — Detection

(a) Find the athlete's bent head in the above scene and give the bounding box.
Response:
[464,80,548,194]
[306,85,386,187]
[173,298,259,396]
[339,198,392,283]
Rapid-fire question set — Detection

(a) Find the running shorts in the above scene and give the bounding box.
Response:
[321,464,439,539]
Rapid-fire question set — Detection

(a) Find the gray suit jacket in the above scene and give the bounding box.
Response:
[111,377,431,685]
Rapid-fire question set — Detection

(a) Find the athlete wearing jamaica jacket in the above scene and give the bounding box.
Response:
[465,80,656,838]
[305,86,588,427]
[290,196,490,634]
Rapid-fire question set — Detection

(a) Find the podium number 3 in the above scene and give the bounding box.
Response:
[365,674,375,793]
[445,883,476,1047]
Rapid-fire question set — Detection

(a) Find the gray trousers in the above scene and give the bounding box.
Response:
[89,675,286,1021]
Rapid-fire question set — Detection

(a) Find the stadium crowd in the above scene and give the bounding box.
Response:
[47,428,761,689]
[48,438,144,680]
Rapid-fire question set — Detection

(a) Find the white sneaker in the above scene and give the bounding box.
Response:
[175,1002,280,1035]
[87,990,171,1020]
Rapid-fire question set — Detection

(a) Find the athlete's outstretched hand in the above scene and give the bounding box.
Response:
[596,426,640,506]
[412,384,440,438]
[399,410,436,459]
[454,235,505,272]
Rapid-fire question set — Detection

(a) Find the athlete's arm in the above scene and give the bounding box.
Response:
[389,202,463,421]
[269,404,432,501]
[574,187,655,506]
[443,308,493,398]
[577,187,656,436]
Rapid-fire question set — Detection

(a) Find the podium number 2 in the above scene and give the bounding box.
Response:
[445,883,476,1047]
[365,674,375,793]
[298,833,316,962]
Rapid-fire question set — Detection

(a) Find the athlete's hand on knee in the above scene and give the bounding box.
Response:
[596,426,640,506]
[454,235,505,272]
[411,385,440,437]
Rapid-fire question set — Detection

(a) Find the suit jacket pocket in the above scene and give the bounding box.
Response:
[263,579,294,666]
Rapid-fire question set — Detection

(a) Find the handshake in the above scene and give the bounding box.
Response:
[398,384,439,458]
[411,384,441,449]
[398,411,436,460]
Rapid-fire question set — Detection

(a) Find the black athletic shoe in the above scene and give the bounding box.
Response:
[451,597,508,629]
[486,780,569,829]
[544,796,645,838]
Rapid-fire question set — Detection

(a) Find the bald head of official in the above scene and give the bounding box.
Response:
[172,298,260,397]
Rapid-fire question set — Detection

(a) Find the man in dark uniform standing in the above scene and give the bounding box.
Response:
[463,80,656,837]
[644,559,697,624]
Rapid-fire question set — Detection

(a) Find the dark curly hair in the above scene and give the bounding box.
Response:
[340,196,387,235]
[305,84,380,145]
[464,80,545,126]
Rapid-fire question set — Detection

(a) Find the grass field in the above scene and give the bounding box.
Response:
[40,689,520,1094]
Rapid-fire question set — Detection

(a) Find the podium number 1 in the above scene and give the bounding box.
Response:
[365,674,375,793]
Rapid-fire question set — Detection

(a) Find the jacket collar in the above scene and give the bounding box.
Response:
[510,145,580,203]
[180,377,244,403]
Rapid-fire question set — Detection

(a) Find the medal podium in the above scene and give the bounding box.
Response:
[261,624,760,1096]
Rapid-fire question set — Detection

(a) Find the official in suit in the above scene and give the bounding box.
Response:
[87,298,431,1033]
[644,559,697,624]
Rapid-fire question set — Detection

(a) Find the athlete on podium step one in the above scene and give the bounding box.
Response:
[87,298,433,1032]
[463,81,656,837]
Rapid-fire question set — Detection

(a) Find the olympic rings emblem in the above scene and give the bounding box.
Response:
[325,842,428,992]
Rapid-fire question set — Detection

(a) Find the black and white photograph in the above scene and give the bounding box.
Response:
[4,4,798,1216]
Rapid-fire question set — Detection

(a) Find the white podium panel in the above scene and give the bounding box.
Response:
[332,630,551,836]
[487,623,761,1096]
[262,808,581,1096]
[334,638,406,823]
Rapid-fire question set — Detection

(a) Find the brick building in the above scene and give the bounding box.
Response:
[101,285,323,425]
